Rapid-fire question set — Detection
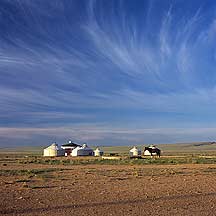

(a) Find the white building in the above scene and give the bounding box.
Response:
[143,145,159,156]
[71,143,94,156]
[129,146,141,157]
[61,140,81,156]
[94,147,104,156]
[144,149,156,156]
[43,143,65,157]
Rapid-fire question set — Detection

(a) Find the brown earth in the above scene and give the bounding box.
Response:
[1,162,216,216]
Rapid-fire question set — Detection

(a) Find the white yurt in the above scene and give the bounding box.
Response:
[129,146,142,157]
[94,147,104,156]
[71,143,93,156]
[144,149,154,156]
[43,143,65,157]
[144,145,158,156]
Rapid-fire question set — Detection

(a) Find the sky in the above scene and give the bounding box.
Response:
[1,0,216,146]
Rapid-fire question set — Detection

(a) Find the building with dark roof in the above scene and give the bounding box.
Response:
[61,140,81,156]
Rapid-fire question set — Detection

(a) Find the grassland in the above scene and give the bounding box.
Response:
[0,141,216,166]
[1,141,216,156]
[1,142,216,215]
[102,141,216,156]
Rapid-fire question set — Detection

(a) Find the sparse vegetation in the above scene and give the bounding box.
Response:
[0,168,63,176]
[0,143,216,168]
[10,156,216,166]
[0,143,216,216]
[203,167,216,173]
[27,185,53,189]
[15,179,31,183]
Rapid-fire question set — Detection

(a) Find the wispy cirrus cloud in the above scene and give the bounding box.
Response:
[84,1,216,91]
[1,0,216,146]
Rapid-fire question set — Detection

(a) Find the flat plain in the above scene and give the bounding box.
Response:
[1,142,216,216]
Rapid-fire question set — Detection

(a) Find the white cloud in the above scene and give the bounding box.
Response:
[1,125,216,146]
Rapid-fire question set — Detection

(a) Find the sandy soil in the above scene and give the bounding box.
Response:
[1,163,216,216]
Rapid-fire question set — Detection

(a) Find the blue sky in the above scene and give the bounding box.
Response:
[1,0,216,146]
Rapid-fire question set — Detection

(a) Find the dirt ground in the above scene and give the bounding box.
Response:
[1,162,216,216]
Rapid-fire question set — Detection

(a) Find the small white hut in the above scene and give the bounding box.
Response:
[43,143,65,157]
[144,149,154,156]
[129,146,141,157]
[94,147,104,156]
[143,145,159,156]
[71,143,93,156]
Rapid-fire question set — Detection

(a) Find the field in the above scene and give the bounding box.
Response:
[1,142,216,215]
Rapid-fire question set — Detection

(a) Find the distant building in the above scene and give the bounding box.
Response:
[61,140,81,156]
[143,145,161,156]
[94,147,104,156]
[71,143,94,156]
[129,146,141,157]
[43,143,65,157]
[143,149,154,156]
